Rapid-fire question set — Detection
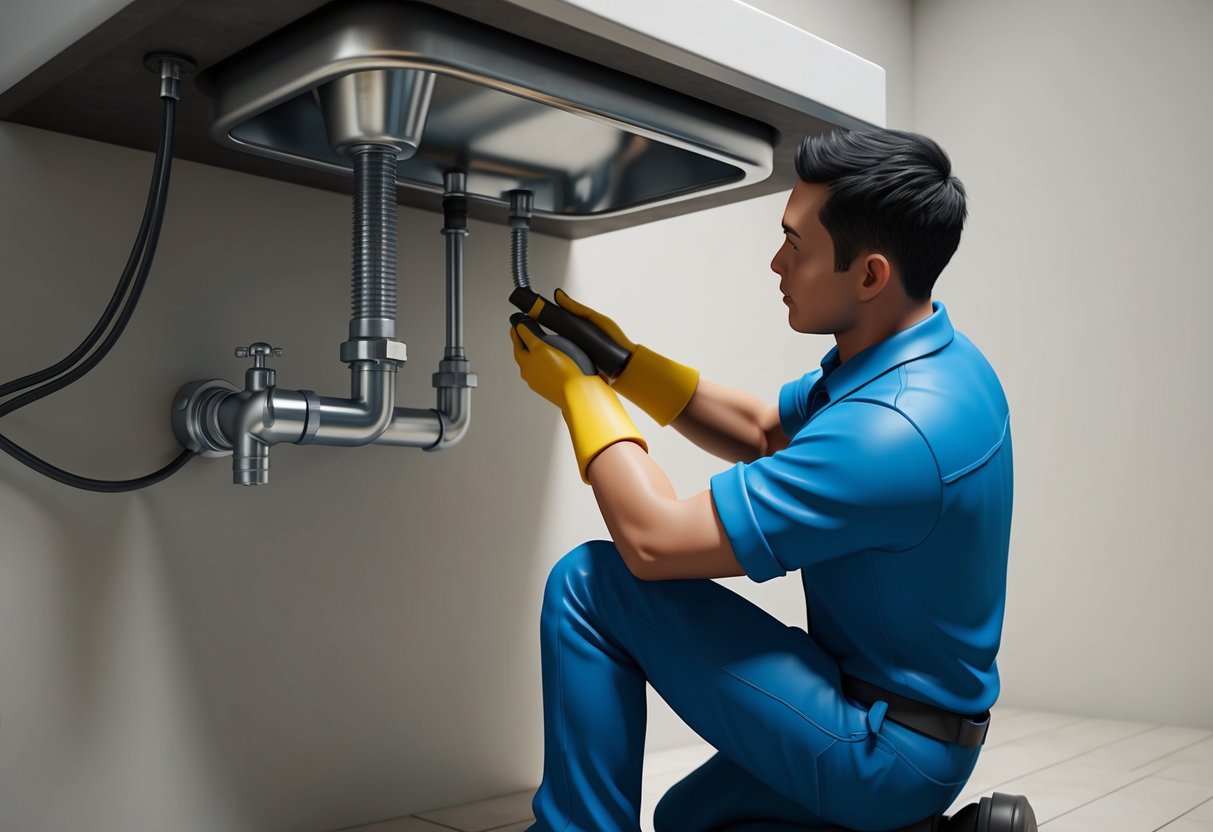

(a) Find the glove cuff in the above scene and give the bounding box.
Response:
[561,379,648,483]
[611,345,700,426]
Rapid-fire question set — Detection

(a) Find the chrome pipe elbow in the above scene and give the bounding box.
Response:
[304,363,397,445]
[430,386,472,450]
[374,407,442,448]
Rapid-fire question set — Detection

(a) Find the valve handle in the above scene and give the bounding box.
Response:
[235,343,284,368]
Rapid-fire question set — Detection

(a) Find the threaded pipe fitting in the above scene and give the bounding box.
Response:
[510,227,530,290]
[508,190,534,291]
[351,144,398,339]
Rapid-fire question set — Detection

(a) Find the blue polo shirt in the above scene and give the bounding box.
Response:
[710,302,1012,715]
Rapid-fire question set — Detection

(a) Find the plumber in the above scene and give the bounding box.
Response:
[510,128,1022,832]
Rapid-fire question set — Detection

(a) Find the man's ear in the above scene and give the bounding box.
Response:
[856,253,892,301]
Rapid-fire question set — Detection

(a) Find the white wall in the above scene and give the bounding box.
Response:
[914,0,1213,727]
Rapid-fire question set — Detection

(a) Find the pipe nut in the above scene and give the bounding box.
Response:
[432,370,479,389]
[433,358,478,389]
[340,338,407,365]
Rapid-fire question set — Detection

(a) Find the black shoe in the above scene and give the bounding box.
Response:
[943,793,1037,832]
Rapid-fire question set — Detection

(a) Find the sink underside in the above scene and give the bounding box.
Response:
[207,1,773,220]
[0,0,880,238]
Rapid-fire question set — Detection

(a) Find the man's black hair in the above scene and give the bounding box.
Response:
[794,129,967,301]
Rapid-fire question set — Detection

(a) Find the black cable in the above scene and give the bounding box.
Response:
[0,103,167,402]
[0,99,174,418]
[0,436,195,493]
[0,94,198,492]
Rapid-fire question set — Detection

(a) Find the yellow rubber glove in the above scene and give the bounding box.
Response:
[510,318,648,483]
[553,288,700,426]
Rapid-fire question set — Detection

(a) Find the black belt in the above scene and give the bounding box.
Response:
[842,674,990,749]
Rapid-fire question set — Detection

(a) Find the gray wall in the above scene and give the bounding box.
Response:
[913,0,1213,728]
[0,125,570,831]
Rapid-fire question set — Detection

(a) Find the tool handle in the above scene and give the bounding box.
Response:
[510,287,632,378]
[509,313,598,376]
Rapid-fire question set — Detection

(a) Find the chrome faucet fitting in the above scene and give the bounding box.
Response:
[237,342,283,391]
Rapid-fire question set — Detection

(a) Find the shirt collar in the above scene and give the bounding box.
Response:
[819,301,955,403]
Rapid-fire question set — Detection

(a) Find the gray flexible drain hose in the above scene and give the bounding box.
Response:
[350,144,398,339]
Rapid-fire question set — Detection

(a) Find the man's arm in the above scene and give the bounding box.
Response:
[670,379,790,464]
[510,316,755,581]
[588,439,746,581]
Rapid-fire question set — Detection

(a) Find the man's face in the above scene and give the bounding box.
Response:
[770,181,863,335]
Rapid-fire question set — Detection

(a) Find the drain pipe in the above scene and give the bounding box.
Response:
[375,169,477,450]
[305,142,402,445]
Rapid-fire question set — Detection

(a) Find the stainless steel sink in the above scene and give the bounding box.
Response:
[1,0,884,236]
[201,0,774,222]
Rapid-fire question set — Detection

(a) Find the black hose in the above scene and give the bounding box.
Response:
[510,225,531,290]
[0,436,195,493]
[0,95,198,492]
[0,100,175,418]
[0,104,167,402]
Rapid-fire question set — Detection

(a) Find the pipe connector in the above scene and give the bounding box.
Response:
[172,379,239,457]
[429,386,473,451]
[508,189,534,291]
[143,53,196,101]
[432,357,478,391]
[507,189,534,226]
[443,171,469,235]
[300,363,397,446]
[339,337,407,365]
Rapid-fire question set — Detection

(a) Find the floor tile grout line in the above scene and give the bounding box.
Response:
[1155,771,1213,786]
[961,721,1163,815]
[981,709,1034,728]
[483,820,536,832]
[981,713,1092,749]
[1038,766,1213,829]
[331,817,462,832]
[1131,732,1213,772]
[1037,768,1172,827]
[1153,795,1213,831]
[408,819,465,832]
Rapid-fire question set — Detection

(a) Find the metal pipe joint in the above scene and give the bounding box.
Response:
[171,167,476,484]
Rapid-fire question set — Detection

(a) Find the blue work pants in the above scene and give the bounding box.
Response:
[526,541,980,832]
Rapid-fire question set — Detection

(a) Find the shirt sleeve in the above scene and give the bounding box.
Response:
[710,401,942,582]
[777,371,821,439]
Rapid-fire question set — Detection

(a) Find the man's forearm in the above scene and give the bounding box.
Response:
[587,441,745,581]
[670,379,776,463]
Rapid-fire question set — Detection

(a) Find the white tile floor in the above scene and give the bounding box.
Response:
[336,706,1213,832]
